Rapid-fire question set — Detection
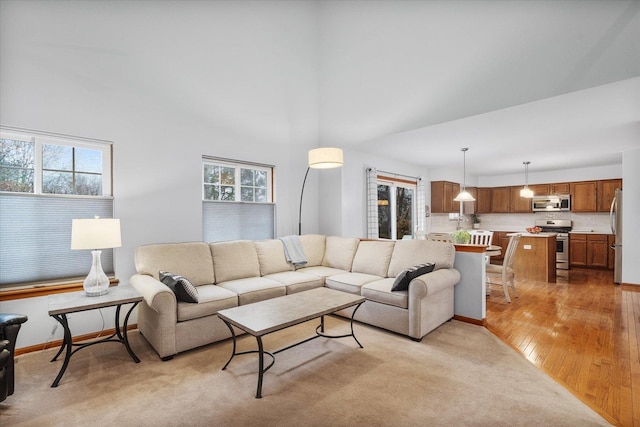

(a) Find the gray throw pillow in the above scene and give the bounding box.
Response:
[391,263,435,292]
[159,271,199,303]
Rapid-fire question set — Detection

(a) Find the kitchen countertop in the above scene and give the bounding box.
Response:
[570,230,612,234]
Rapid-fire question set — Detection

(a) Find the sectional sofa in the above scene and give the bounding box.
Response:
[130,235,461,360]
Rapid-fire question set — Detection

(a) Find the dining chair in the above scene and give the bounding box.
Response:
[468,230,493,246]
[486,233,521,303]
[426,232,453,242]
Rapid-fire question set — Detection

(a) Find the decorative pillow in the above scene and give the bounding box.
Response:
[159,271,199,303]
[391,263,435,292]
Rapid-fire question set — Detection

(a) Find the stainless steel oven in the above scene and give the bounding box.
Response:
[534,219,572,270]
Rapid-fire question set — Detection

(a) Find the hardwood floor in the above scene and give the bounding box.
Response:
[486,268,640,427]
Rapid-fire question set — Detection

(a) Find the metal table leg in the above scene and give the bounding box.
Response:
[50,301,141,387]
[50,314,72,388]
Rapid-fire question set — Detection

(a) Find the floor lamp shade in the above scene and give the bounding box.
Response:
[71,218,122,296]
[308,147,343,169]
[299,147,344,235]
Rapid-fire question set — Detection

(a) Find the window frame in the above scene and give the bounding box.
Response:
[202,157,273,203]
[377,175,417,240]
[0,126,114,294]
[1,127,113,197]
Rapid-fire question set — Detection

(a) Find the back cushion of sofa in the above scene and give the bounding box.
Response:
[299,234,326,267]
[254,239,293,275]
[351,240,396,277]
[210,240,261,283]
[387,240,455,277]
[135,242,215,285]
[322,236,360,271]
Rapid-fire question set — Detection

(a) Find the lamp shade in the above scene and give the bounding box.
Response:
[308,147,343,169]
[71,218,122,250]
[454,190,475,202]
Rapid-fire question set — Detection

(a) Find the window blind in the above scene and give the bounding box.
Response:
[0,193,115,287]
[203,201,276,242]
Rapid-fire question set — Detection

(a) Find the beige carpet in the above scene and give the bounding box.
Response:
[1,318,609,426]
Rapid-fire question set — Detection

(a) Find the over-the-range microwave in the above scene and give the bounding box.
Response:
[532,195,571,212]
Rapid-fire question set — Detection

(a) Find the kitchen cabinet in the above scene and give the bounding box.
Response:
[551,182,571,194]
[510,186,531,213]
[462,187,477,214]
[431,181,460,213]
[597,179,622,212]
[570,234,588,267]
[570,181,597,212]
[529,184,551,198]
[491,187,511,213]
[476,188,492,214]
[570,233,609,268]
[511,184,551,213]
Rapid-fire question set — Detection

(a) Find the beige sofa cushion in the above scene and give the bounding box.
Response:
[325,272,382,295]
[135,242,215,285]
[299,234,326,267]
[322,236,360,271]
[351,240,396,277]
[210,240,260,283]
[361,278,408,309]
[387,240,456,277]
[176,285,238,322]
[217,277,286,305]
[254,239,293,275]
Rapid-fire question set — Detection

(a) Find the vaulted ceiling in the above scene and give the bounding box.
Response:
[317,0,640,176]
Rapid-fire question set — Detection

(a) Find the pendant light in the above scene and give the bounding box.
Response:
[454,148,475,202]
[520,161,534,198]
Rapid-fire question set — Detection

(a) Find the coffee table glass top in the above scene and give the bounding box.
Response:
[217,287,365,336]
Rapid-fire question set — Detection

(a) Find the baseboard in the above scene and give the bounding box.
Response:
[453,314,485,326]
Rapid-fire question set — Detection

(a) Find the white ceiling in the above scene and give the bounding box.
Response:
[318,0,640,176]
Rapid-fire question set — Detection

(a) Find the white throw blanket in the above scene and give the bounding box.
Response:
[279,235,308,267]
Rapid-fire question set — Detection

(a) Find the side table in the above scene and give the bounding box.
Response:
[47,285,142,387]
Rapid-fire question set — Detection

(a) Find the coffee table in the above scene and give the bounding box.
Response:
[217,287,365,398]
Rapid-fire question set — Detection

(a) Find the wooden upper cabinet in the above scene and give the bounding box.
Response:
[476,188,492,213]
[596,179,622,212]
[431,181,460,213]
[463,187,477,214]
[571,181,597,212]
[510,186,532,213]
[452,182,461,213]
[529,184,551,197]
[551,182,570,194]
[491,187,511,213]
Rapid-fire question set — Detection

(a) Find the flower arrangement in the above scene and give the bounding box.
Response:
[526,226,542,233]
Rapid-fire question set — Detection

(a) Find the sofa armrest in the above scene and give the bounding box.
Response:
[130,274,177,313]
[408,268,461,300]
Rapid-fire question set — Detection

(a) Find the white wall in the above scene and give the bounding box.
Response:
[332,147,429,238]
[0,0,324,347]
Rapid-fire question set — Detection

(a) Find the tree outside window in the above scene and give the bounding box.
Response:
[203,161,271,203]
[378,179,415,240]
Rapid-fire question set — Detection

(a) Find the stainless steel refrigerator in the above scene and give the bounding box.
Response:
[610,188,623,284]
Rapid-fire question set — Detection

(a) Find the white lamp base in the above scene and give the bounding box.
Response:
[83,250,110,297]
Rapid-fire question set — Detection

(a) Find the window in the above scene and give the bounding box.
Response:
[202,157,275,242]
[0,127,114,289]
[377,177,415,240]
[203,159,271,203]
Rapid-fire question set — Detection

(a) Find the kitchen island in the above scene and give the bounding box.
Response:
[507,232,557,283]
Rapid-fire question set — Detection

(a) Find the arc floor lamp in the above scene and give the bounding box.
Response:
[299,147,344,235]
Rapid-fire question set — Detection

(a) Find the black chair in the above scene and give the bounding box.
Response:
[0,313,28,402]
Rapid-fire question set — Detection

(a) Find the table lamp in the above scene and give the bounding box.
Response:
[71,217,122,296]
